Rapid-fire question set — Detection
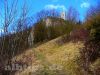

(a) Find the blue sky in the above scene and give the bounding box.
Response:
[27,0,97,20]
[0,0,98,32]
[0,0,97,18]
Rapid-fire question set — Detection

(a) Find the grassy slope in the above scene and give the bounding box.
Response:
[14,37,84,75]
[34,38,84,75]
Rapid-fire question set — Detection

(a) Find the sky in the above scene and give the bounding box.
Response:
[0,0,98,20]
[0,0,98,32]
[27,0,97,20]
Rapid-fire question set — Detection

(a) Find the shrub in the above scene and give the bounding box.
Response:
[70,28,89,42]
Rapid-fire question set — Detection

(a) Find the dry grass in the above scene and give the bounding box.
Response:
[13,37,84,75]
[34,40,84,75]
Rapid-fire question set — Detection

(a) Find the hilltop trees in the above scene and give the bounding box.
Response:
[33,10,61,43]
[33,7,81,44]
[34,20,48,43]
[33,17,68,43]
[33,10,74,43]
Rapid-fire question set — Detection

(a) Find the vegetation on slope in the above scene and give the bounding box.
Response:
[13,37,84,75]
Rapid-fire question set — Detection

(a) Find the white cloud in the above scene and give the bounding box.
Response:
[45,4,66,11]
[81,2,90,8]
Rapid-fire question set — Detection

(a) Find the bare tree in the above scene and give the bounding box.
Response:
[67,7,79,23]
[16,1,29,31]
[3,0,18,33]
[36,9,60,22]
[0,0,18,64]
[0,1,31,74]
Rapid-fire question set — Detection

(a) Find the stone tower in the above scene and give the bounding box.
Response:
[60,11,66,20]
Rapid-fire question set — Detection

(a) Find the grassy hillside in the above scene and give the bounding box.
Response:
[13,37,85,75]
[34,39,84,75]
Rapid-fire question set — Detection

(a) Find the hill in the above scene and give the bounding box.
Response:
[13,37,84,75]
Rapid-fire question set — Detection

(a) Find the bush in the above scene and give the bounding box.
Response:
[70,28,89,42]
